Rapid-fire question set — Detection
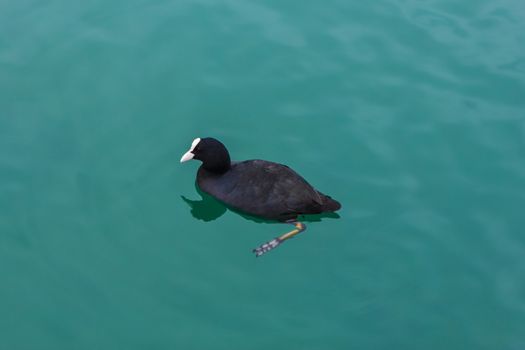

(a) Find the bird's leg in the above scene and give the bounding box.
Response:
[252,222,306,257]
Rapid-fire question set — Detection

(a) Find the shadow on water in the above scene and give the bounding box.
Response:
[181,185,341,224]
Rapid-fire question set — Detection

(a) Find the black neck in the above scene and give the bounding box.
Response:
[202,149,231,174]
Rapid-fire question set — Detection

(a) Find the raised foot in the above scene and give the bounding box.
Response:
[252,222,306,257]
[253,238,282,257]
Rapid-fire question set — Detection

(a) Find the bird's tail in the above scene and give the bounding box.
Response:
[318,192,342,212]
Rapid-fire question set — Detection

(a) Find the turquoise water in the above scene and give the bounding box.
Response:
[1,0,525,348]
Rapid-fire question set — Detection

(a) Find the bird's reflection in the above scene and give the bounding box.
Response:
[182,185,341,223]
[181,190,226,222]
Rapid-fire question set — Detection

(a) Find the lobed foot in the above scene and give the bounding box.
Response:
[253,238,282,257]
[252,222,306,257]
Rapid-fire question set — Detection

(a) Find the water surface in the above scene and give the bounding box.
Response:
[1,0,525,349]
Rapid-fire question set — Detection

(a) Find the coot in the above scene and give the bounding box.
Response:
[181,137,341,256]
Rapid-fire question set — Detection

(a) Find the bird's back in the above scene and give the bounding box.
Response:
[197,160,340,221]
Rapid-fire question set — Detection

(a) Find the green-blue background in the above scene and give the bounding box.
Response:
[1,0,524,349]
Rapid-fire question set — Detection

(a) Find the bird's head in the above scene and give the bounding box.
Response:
[180,137,231,173]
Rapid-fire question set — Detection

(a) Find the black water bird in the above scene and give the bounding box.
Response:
[180,137,341,256]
